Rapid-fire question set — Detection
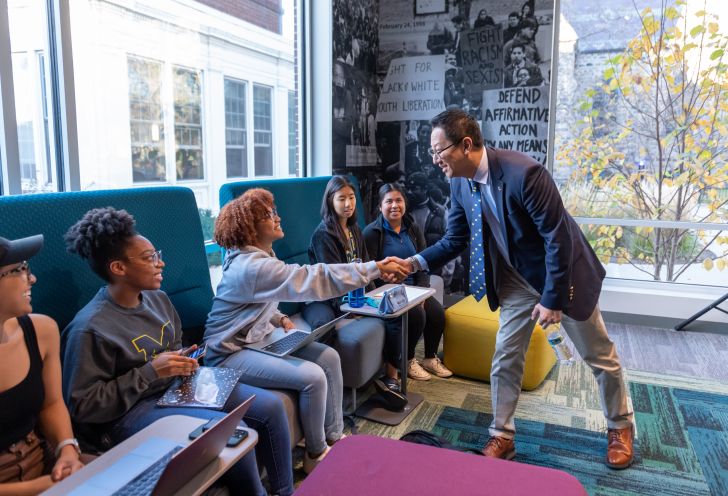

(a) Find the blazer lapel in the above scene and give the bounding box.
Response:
[486,148,509,255]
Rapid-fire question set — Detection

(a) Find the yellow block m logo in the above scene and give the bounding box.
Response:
[131,320,174,361]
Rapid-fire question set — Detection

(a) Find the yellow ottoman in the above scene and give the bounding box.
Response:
[443,296,556,390]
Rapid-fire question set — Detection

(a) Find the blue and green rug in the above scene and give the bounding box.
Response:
[432,383,727,495]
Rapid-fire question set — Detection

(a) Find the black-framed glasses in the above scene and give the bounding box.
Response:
[427,137,464,159]
[127,250,163,266]
[0,261,31,280]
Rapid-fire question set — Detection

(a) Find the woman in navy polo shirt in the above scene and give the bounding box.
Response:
[363,183,452,384]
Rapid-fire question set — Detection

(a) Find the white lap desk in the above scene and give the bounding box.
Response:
[341,284,435,425]
[42,415,257,496]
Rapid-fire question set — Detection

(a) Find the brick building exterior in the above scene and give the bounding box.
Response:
[197,0,283,33]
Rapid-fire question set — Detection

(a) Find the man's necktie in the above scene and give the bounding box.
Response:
[469,181,487,302]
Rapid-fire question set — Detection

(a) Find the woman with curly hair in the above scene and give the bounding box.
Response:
[204,188,406,473]
[61,207,294,496]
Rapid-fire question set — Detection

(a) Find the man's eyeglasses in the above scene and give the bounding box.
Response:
[127,250,163,266]
[427,137,464,159]
[0,261,31,280]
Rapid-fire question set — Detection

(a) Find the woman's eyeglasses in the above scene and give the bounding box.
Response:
[260,208,279,221]
[127,250,163,266]
[0,261,31,280]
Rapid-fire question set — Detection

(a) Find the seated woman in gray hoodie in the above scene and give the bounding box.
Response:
[204,188,406,473]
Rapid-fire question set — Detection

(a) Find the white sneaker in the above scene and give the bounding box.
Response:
[303,445,330,474]
[407,358,432,381]
[421,357,453,378]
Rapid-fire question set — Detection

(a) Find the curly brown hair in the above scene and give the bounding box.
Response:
[214,188,274,249]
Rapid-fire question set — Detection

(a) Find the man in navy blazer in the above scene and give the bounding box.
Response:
[398,109,635,469]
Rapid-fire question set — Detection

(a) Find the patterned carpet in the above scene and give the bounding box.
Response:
[352,361,728,495]
[290,325,728,492]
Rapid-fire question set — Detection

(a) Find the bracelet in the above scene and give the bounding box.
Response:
[55,438,81,459]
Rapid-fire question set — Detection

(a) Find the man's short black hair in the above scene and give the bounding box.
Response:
[510,42,526,53]
[430,108,484,148]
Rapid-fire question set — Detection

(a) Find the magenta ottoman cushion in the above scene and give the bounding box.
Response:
[296,435,587,495]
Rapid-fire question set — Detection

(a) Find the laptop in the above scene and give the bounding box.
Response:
[66,396,255,496]
[244,313,349,357]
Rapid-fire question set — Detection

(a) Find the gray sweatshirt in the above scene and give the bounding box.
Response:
[204,246,380,365]
[61,287,182,424]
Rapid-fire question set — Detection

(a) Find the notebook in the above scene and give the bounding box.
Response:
[244,313,348,357]
[66,396,254,496]
[157,366,243,409]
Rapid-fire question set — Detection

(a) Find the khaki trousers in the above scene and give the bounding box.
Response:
[488,266,633,439]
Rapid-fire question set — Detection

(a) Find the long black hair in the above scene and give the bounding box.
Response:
[320,175,364,257]
[65,207,137,281]
[377,182,409,209]
[377,182,414,225]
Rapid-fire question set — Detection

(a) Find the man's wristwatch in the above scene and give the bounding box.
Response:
[406,256,421,273]
[55,438,81,458]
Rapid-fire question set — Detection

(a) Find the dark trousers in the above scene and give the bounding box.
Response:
[384,296,445,366]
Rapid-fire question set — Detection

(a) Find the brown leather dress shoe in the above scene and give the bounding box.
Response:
[606,424,635,469]
[481,436,516,460]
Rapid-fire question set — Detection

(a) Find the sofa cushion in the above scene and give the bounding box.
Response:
[331,317,385,388]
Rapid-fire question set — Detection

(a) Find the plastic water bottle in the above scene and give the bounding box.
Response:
[195,367,219,404]
[197,367,214,385]
[545,324,574,364]
[347,258,365,308]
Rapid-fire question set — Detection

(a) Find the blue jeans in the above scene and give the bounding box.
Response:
[107,383,294,496]
[217,342,344,455]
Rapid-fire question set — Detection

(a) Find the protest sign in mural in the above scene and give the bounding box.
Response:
[482,86,550,165]
[459,26,504,101]
[377,55,446,122]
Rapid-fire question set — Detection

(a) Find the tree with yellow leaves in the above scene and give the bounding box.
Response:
[557,1,728,282]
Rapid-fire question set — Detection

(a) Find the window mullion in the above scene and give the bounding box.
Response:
[0,0,21,195]
[46,0,80,191]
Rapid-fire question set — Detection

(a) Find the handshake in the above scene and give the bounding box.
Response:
[375,256,415,283]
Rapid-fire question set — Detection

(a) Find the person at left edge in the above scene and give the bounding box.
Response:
[1,234,84,495]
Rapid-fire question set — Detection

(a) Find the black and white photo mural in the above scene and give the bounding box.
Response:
[333,0,556,295]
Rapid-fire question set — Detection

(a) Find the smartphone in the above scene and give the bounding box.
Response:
[188,419,217,440]
[183,344,207,361]
[188,419,248,447]
[226,428,249,447]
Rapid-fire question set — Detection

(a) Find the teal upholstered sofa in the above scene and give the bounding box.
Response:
[0,186,303,447]
[219,176,386,412]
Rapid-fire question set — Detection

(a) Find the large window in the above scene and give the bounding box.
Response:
[253,84,273,176]
[128,56,165,183]
[224,78,247,178]
[0,0,301,210]
[554,0,728,287]
[173,67,204,180]
[8,0,56,194]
